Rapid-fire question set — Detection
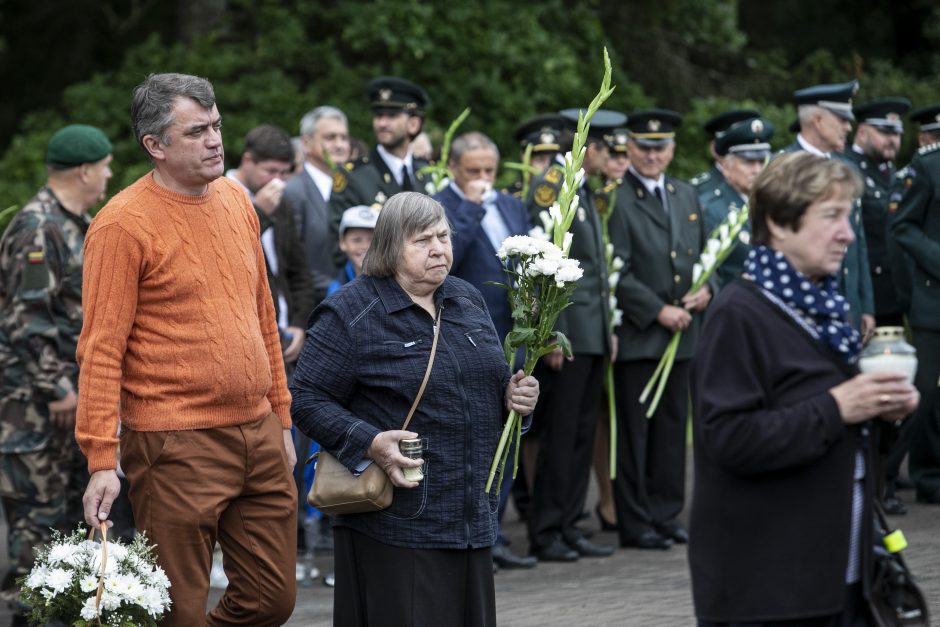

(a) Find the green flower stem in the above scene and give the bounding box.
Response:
[486,409,520,493]
[645,331,681,418]
[606,360,617,479]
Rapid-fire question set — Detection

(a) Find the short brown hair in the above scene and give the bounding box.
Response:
[361,192,449,278]
[749,152,862,246]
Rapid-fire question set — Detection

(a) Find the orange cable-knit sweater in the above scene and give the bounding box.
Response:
[75,173,291,473]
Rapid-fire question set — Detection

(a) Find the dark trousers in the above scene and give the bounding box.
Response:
[612,359,689,542]
[527,355,605,549]
[122,412,297,627]
[697,583,867,627]
[905,328,940,497]
[333,527,495,627]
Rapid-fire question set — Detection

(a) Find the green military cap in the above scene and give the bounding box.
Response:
[854,97,911,134]
[558,108,627,141]
[366,76,429,114]
[513,114,565,153]
[625,109,683,146]
[793,80,860,121]
[715,117,775,159]
[46,124,112,167]
[703,109,760,137]
[606,128,630,153]
[909,103,940,132]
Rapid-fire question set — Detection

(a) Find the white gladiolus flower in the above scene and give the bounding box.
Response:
[739,231,751,245]
[706,238,721,256]
[424,181,437,195]
[700,252,716,272]
[574,168,585,188]
[606,242,614,257]
[549,202,563,225]
[539,210,553,233]
[719,224,729,242]
[564,151,575,169]
[612,256,624,271]
[528,226,550,241]
[569,193,580,214]
[561,181,569,197]
[608,271,620,287]
[693,263,703,285]
[609,294,618,311]
[612,308,624,327]
[562,232,574,255]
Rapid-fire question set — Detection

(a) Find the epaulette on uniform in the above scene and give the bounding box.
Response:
[917,142,940,156]
[690,171,711,186]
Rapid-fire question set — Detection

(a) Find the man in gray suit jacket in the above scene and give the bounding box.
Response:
[283,106,351,294]
[609,109,711,550]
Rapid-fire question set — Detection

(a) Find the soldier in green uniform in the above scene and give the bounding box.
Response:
[702,117,774,286]
[780,80,875,335]
[609,109,713,550]
[888,103,940,506]
[524,108,624,562]
[329,76,431,263]
[0,125,112,618]
[842,98,911,327]
[505,114,564,199]
[690,109,760,204]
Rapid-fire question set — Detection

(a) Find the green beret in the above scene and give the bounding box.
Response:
[46,124,112,167]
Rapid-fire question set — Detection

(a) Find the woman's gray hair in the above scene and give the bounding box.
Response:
[362,192,449,278]
[131,73,215,152]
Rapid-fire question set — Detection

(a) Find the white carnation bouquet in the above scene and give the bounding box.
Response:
[18,524,171,627]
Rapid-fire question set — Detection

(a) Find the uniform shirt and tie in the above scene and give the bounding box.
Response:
[376,144,416,191]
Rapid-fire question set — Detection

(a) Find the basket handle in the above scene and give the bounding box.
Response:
[87,521,108,624]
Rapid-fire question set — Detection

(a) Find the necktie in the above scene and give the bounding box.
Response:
[400,164,413,191]
[654,186,665,208]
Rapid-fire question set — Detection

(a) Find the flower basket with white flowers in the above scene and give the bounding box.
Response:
[639,205,750,417]
[18,524,171,627]
[485,47,616,494]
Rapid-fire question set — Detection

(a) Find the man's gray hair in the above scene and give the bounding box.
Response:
[449,131,500,164]
[362,192,450,278]
[299,106,347,137]
[131,73,215,151]
[797,104,822,127]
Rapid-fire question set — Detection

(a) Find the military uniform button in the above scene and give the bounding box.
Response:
[671,250,677,259]
[843,267,849,275]
[674,275,681,284]
[875,266,882,275]
[927,280,932,287]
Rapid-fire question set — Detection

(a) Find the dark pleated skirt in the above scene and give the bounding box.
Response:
[333,526,496,627]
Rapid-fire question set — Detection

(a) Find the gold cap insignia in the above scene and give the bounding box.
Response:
[887,112,900,122]
[379,88,392,101]
[540,132,555,144]
[648,119,661,132]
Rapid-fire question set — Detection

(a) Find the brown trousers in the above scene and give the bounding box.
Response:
[121,412,297,626]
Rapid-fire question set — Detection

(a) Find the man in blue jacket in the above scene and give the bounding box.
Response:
[434,131,536,570]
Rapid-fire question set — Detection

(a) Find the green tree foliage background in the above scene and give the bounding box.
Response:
[2,0,940,218]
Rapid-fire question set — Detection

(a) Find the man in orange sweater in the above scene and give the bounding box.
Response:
[75,73,297,626]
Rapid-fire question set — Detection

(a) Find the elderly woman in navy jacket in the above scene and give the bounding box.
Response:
[290,192,538,627]
[689,153,918,626]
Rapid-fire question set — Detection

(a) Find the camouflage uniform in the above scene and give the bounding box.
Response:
[0,186,87,599]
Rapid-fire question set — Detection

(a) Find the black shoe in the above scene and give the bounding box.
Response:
[656,522,689,544]
[894,476,914,491]
[492,544,537,569]
[596,506,618,532]
[566,536,615,557]
[915,489,940,504]
[532,538,579,562]
[882,494,908,515]
[572,524,594,540]
[620,530,673,550]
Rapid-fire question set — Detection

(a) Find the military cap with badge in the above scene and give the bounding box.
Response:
[854,97,911,134]
[793,79,860,120]
[625,109,683,146]
[366,76,429,114]
[715,117,775,161]
[531,109,626,210]
[513,114,565,155]
[909,103,940,133]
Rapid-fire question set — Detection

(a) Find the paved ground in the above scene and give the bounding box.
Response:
[3,466,937,626]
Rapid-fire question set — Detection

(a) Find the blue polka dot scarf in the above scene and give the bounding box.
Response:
[744,245,861,363]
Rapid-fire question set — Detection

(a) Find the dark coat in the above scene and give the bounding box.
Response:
[689,280,873,622]
[282,168,338,293]
[701,178,751,288]
[889,143,940,332]
[290,275,510,549]
[434,185,531,343]
[609,171,707,361]
[525,163,611,356]
[255,202,318,329]
[841,148,908,319]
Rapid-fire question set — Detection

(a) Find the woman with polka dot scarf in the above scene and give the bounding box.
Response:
[687,152,919,626]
